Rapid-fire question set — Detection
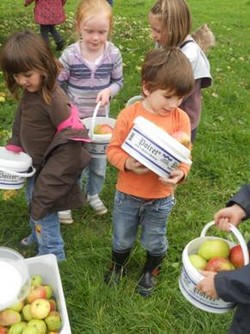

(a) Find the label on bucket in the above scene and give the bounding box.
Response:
[122,127,180,178]
[179,266,235,313]
[0,171,25,189]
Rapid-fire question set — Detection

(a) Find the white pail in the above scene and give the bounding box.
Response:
[126,95,142,107]
[81,102,116,158]
[0,147,36,189]
[179,221,249,313]
[121,116,192,178]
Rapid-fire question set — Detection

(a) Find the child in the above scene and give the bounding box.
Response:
[104,47,195,296]
[148,0,212,143]
[0,30,91,261]
[197,184,250,334]
[24,0,67,51]
[57,0,123,219]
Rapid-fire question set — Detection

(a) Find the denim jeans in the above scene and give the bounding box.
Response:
[40,24,63,45]
[112,191,175,256]
[25,176,65,261]
[81,157,107,196]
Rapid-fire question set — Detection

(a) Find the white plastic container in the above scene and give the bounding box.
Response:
[0,147,36,189]
[81,102,116,158]
[121,116,192,178]
[179,221,249,313]
[126,95,142,107]
[25,254,71,334]
[0,247,30,311]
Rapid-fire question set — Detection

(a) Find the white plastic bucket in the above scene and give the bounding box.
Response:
[81,102,116,158]
[179,221,249,313]
[121,116,192,178]
[126,95,142,106]
[0,147,36,189]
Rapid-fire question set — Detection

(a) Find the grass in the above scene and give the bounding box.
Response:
[0,0,250,333]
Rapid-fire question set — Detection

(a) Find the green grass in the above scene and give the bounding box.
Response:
[0,0,250,333]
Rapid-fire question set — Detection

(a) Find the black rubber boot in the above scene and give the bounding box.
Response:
[104,249,131,286]
[137,252,165,297]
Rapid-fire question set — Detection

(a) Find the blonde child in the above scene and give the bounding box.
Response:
[0,30,91,261]
[148,0,212,142]
[58,0,123,221]
[24,0,67,50]
[104,47,194,296]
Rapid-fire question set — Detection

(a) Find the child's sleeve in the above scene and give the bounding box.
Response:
[109,48,123,97]
[57,51,70,88]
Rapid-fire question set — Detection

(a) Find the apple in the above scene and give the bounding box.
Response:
[229,244,249,268]
[0,309,21,327]
[22,327,39,334]
[26,286,47,304]
[43,285,53,299]
[189,254,207,270]
[205,256,234,272]
[198,239,230,260]
[45,311,62,331]
[0,326,7,334]
[30,299,50,319]
[8,300,25,313]
[31,275,43,287]
[172,131,191,148]
[8,321,27,334]
[94,124,113,135]
[22,304,33,321]
[28,319,46,334]
[48,299,57,312]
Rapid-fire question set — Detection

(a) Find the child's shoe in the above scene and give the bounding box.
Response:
[104,263,127,286]
[136,268,160,297]
[87,194,107,215]
[58,210,74,224]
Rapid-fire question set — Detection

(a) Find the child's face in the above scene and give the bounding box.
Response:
[148,12,163,45]
[13,70,42,92]
[78,14,110,52]
[143,87,183,116]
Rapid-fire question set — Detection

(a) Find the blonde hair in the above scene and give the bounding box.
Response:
[0,30,61,104]
[76,0,113,39]
[141,48,194,97]
[150,0,191,47]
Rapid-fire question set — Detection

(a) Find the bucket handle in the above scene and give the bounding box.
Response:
[0,165,36,178]
[200,221,249,265]
[90,102,108,139]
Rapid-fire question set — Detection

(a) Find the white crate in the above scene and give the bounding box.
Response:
[25,254,71,334]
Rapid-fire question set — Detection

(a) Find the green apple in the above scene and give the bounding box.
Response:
[22,304,33,321]
[30,275,43,287]
[8,321,27,334]
[0,309,21,327]
[198,239,230,260]
[22,327,39,334]
[30,299,50,319]
[189,254,207,270]
[8,300,24,313]
[45,311,62,331]
[28,319,46,334]
[43,285,53,299]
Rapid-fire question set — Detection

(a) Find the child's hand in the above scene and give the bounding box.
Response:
[214,204,246,231]
[125,157,149,175]
[159,169,184,186]
[96,88,111,106]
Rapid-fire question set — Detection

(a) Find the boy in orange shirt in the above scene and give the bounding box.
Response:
[105,47,195,296]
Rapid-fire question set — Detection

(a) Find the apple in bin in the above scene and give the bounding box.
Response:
[30,298,50,319]
[0,309,21,327]
[93,124,113,135]
[205,257,234,272]
[172,131,191,149]
[198,239,230,260]
[229,244,250,268]
[189,254,207,270]
[45,311,62,331]
[28,319,47,334]
[0,326,7,334]
[8,321,27,334]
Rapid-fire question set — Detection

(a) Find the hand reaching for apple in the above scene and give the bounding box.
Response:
[125,157,149,175]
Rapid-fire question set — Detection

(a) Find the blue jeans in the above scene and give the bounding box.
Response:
[81,157,107,196]
[112,191,175,256]
[25,176,65,261]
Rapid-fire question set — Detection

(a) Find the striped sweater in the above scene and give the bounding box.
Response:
[58,41,123,119]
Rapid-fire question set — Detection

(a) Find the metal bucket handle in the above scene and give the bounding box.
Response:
[0,165,36,178]
[200,220,249,265]
[89,102,108,139]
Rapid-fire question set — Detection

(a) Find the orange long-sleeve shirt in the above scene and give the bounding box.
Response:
[107,102,191,199]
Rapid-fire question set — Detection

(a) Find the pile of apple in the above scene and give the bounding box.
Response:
[189,239,249,272]
[93,124,113,135]
[0,275,62,334]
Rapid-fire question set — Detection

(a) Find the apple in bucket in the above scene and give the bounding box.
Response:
[205,256,234,272]
[229,244,250,268]
[197,239,230,260]
[93,124,113,135]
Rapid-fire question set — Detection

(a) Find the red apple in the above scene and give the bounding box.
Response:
[26,286,47,303]
[229,244,249,268]
[94,124,113,135]
[0,326,7,334]
[0,309,21,327]
[205,256,234,272]
[172,131,191,148]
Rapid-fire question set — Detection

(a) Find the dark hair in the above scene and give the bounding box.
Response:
[150,0,191,47]
[0,30,61,104]
[141,47,194,97]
